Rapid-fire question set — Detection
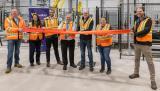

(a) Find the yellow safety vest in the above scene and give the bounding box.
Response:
[96,24,112,47]
[79,17,93,31]
[136,18,152,42]
[28,22,43,40]
[44,17,58,37]
[59,21,75,40]
[4,16,26,40]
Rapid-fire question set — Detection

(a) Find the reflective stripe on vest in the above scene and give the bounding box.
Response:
[29,23,43,40]
[79,17,93,31]
[96,24,112,47]
[60,21,75,40]
[136,18,152,42]
[6,18,13,32]
[5,16,24,40]
[7,33,23,39]
[44,17,58,37]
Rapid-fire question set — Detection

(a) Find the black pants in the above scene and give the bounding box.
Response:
[0,37,2,46]
[46,36,60,63]
[29,40,41,64]
[61,40,75,65]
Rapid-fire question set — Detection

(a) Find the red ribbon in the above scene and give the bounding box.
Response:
[23,28,130,35]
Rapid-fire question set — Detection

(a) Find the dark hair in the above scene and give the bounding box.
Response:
[31,14,41,28]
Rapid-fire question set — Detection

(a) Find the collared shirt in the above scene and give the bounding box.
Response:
[134,16,151,37]
[134,16,152,46]
[64,23,71,40]
[77,16,94,40]
[58,21,76,40]
[14,17,19,25]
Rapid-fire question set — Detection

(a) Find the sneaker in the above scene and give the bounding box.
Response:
[129,74,140,79]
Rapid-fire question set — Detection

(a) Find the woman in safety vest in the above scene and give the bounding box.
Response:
[29,13,43,66]
[96,17,112,75]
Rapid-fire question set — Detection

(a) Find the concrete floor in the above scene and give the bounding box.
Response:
[0,43,160,91]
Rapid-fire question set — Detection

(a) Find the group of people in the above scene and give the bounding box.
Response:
[3,7,157,90]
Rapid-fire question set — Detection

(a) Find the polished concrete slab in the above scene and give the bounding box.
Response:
[0,43,160,91]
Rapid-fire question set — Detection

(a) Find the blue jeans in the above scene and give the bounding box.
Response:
[7,40,21,68]
[80,40,93,67]
[98,46,111,69]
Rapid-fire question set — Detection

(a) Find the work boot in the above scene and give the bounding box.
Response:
[57,61,63,65]
[30,63,34,67]
[129,74,140,79]
[151,81,157,90]
[46,62,50,67]
[14,64,23,68]
[70,64,77,68]
[90,67,94,72]
[63,65,67,70]
[106,68,111,75]
[79,65,85,70]
[36,61,41,65]
[5,68,12,74]
[99,65,105,73]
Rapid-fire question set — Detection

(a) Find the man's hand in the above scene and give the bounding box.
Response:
[130,31,134,35]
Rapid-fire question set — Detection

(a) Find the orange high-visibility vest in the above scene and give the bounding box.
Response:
[136,18,152,42]
[59,21,75,40]
[79,17,93,31]
[96,24,112,47]
[28,22,43,40]
[4,16,26,40]
[44,16,58,37]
